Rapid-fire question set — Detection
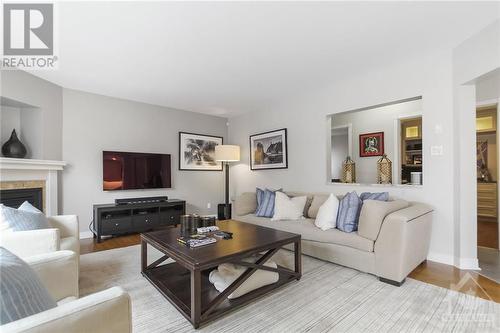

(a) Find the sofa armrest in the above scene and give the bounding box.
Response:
[24,250,79,301]
[48,215,79,239]
[233,192,257,216]
[374,203,433,283]
[0,287,132,333]
[0,228,60,258]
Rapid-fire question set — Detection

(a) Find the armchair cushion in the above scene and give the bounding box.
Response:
[0,228,60,258]
[1,287,132,333]
[24,251,79,301]
[0,204,50,232]
[0,248,56,325]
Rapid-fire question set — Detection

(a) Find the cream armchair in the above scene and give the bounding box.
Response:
[1,250,132,333]
[0,215,80,260]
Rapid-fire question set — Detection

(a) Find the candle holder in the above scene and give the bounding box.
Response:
[377,154,392,184]
[342,156,356,183]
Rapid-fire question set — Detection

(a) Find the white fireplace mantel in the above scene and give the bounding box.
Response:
[0,158,67,216]
[0,157,67,171]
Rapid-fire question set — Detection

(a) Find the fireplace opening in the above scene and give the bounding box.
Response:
[0,188,43,211]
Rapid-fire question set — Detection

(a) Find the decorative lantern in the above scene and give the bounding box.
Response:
[377,154,392,184]
[342,156,356,183]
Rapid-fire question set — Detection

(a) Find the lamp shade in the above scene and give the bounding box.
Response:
[215,145,240,162]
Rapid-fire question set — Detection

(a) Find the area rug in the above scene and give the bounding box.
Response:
[80,245,500,332]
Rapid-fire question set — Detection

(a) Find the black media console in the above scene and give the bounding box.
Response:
[91,199,186,243]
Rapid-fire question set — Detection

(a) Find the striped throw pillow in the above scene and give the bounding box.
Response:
[360,192,389,201]
[255,189,277,217]
[0,204,50,232]
[0,247,57,324]
[336,191,362,232]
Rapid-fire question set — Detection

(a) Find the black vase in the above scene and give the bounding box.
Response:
[2,129,27,158]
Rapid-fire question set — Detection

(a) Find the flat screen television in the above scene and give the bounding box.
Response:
[103,151,171,191]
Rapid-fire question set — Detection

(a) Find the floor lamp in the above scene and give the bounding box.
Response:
[215,145,240,220]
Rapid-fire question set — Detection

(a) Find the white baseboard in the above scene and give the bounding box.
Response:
[427,252,455,266]
[457,257,481,271]
[427,252,481,270]
[79,231,93,239]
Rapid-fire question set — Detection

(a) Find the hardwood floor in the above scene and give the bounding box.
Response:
[477,219,499,249]
[81,233,500,303]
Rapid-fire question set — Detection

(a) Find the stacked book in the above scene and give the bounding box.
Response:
[177,234,217,248]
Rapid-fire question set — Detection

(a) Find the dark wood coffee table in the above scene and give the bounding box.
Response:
[141,219,301,329]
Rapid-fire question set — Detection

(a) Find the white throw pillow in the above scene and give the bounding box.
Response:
[271,192,307,221]
[314,193,339,231]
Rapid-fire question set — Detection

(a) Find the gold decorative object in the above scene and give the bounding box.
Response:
[342,156,356,183]
[377,154,392,184]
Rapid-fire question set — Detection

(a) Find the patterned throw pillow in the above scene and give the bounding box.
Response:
[18,201,43,214]
[256,188,266,208]
[336,191,362,232]
[360,192,389,201]
[0,204,50,232]
[0,247,57,324]
[255,189,278,218]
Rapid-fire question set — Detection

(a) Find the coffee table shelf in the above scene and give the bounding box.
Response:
[142,261,297,322]
[140,220,301,328]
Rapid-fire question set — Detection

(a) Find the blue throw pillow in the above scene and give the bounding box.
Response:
[256,188,265,208]
[0,247,57,324]
[0,204,50,232]
[255,189,277,218]
[360,192,389,201]
[336,191,362,232]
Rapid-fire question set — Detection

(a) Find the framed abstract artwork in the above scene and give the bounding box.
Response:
[359,132,384,157]
[249,128,288,170]
[179,132,223,171]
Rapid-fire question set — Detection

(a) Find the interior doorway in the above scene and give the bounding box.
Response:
[475,68,500,282]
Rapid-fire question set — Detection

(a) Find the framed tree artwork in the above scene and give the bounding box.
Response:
[359,132,384,157]
[249,128,288,170]
[179,132,223,171]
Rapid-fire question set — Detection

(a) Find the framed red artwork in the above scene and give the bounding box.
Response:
[359,132,384,157]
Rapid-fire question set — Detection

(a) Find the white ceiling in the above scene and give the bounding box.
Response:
[29,1,499,117]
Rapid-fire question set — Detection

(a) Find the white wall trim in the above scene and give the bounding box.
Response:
[457,257,481,271]
[0,157,67,171]
[79,231,93,239]
[476,98,499,108]
[427,252,455,266]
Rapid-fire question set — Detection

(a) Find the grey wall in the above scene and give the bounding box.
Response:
[62,89,228,233]
[1,70,63,160]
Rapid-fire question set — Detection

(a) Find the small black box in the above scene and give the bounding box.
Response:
[217,203,232,220]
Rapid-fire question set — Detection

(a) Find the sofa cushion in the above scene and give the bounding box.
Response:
[336,192,362,232]
[234,192,257,216]
[236,214,373,252]
[272,192,307,221]
[314,194,339,231]
[308,194,330,218]
[255,189,277,217]
[0,204,50,232]
[358,199,409,241]
[0,247,57,324]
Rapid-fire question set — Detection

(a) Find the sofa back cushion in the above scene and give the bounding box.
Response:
[234,192,257,216]
[308,195,329,219]
[358,199,409,240]
[336,192,362,232]
[0,204,50,232]
[0,247,57,324]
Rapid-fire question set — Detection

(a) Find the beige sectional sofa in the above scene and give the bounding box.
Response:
[233,191,433,286]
